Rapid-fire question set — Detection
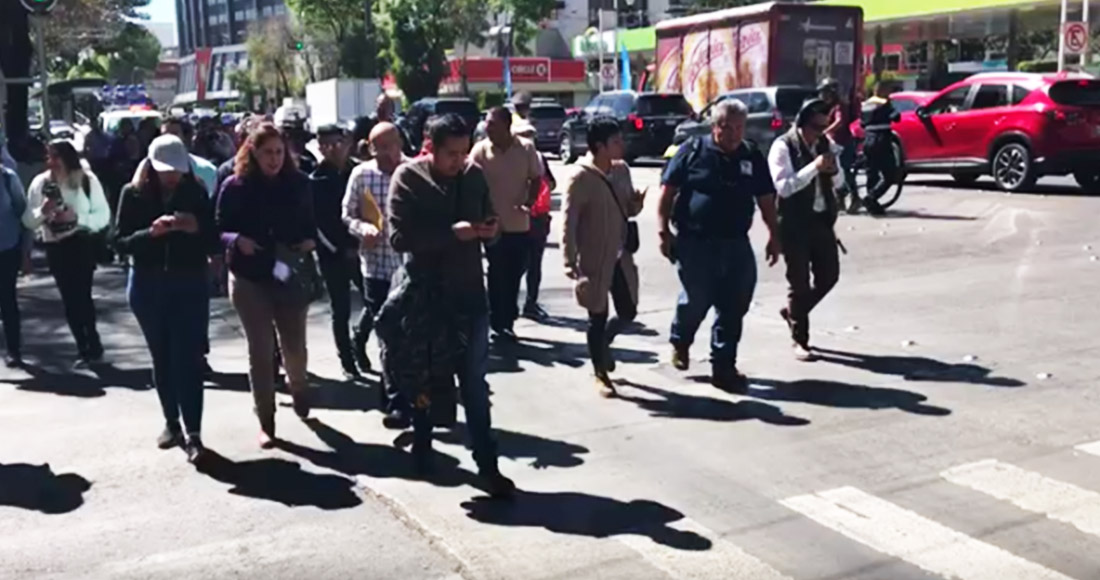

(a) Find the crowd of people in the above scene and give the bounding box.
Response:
[0,84,885,499]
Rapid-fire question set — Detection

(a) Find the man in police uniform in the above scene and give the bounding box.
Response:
[767,100,848,361]
[658,100,781,391]
[857,81,898,216]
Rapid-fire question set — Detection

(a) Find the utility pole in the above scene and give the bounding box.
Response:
[1083,0,1091,69]
[18,0,56,134]
[1058,0,1068,72]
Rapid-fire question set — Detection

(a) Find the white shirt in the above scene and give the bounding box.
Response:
[768,137,848,213]
[26,168,112,243]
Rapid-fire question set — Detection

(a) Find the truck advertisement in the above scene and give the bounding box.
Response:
[655,3,863,111]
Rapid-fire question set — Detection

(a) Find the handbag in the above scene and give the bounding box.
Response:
[272,243,316,307]
[590,168,639,254]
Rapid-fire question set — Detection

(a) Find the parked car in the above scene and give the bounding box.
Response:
[398,97,480,153]
[527,102,567,153]
[559,91,693,164]
[849,91,935,143]
[893,73,1100,192]
[671,86,818,151]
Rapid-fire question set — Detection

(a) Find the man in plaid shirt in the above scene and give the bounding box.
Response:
[342,122,408,425]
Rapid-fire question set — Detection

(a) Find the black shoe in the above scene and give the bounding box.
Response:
[341,362,362,381]
[604,344,616,373]
[382,410,412,430]
[671,345,690,371]
[185,437,208,464]
[72,358,91,371]
[594,371,616,398]
[522,304,548,321]
[712,367,749,394]
[492,327,518,342]
[157,426,183,449]
[479,469,516,499]
[291,391,311,419]
[863,197,886,216]
[353,341,372,374]
[5,354,23,368]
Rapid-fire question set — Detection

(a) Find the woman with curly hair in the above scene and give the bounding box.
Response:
[215,123,316,447]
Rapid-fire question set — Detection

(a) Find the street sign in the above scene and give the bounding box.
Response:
[1064,21,1089,56]
[19,0,58,14]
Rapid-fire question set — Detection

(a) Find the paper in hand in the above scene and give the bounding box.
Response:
[272,260,292,282]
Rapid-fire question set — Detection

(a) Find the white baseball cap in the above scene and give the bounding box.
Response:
[148,135,191,173]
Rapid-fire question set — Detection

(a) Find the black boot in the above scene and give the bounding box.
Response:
[352,331,371,373]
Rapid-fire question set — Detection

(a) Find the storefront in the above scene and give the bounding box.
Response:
[438,57,589,107]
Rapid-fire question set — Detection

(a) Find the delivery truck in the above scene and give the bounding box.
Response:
[655,2,863,112]
[305,79,382,130]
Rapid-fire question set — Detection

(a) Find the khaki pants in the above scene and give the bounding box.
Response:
[229,274,309,419]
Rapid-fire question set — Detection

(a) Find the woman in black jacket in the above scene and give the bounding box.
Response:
[114,135,218,463]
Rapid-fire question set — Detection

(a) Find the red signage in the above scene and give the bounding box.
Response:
[195,48,213,101]
[446,58,586,84]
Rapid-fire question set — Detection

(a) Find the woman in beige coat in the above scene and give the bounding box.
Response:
[562,118,645,397]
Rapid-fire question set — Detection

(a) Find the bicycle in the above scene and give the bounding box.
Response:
[850,139,906,210]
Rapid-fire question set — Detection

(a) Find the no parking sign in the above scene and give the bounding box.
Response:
[1064,21,1089,56]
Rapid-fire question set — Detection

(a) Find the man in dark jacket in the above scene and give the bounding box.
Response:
[858,81,898,216]
[311,124,365,379]
[386,113,515,498]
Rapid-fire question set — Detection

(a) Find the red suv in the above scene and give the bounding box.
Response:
[893,72,1100,192]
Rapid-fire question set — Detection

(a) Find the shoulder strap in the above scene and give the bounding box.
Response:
[82,174,91,197]
[583,165,629,225]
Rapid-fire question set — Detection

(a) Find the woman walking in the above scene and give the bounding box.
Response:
[216,124,316,448]
[561,118,643,397]
[115,135,217,462]
[25,140,111,367]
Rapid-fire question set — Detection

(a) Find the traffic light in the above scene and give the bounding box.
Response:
[20,0,59,14]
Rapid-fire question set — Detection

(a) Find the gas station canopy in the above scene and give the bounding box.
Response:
[817,0,1055,23]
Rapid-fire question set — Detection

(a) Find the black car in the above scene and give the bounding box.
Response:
[527,102,567,153]
[559,91,693,164]
[671,86,817,149]
[398,97,481,153]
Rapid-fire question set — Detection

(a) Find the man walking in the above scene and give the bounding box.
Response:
[343,122,406,424]
[657,100,780,391]
[768,99,848,361]
[310,124,366,380]
[469,107,542,341]
[857,81,898,216]
[385,114,515,497]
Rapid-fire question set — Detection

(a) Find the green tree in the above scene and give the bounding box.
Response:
[244,19,304,100]
[42,0,152,65]
[455,0,490,94]
[286,0,384,78]
[493,0,556,56]
[379,0,454,101]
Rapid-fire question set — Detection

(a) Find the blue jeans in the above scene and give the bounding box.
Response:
[413,312,499,473]
[670,235,757,368]
[128,268,209,436]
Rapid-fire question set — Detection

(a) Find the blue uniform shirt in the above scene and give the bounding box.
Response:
[662,136,775,239]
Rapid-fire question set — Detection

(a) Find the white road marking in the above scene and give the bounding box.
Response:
[781,486,1074,580]
[1073,440,1100,457]
[616,517,791,580]
[942,459,1100,537]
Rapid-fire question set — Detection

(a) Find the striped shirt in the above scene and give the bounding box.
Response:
[342,159,403,281]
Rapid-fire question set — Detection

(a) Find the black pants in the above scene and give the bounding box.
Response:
[318,253,366,368]
[782,219,840,346]
[586,262,637,373]
[524,215,551,308]
[0,245,22,357]
[487,232,530,332]
[865,135,899,201]
[45,235,102,358]
[359,278,400,410]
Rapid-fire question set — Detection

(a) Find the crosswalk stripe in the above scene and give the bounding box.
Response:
[616,517,792,580]
[942,459,1100,537]
[1073,440,1100,457]
[780,486,1074,580]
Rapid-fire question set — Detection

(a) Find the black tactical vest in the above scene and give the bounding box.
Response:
[778,129,838,229]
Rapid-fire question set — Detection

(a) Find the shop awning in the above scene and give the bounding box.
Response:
[817,0,1053,23]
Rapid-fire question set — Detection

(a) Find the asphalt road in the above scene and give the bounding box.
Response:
[3,162,1100,580]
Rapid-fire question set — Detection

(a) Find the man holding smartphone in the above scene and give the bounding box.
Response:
[768,99,847,361]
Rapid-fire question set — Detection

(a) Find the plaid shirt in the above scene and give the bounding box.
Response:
[342,160,404,281]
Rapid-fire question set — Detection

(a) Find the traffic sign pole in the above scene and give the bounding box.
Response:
[34,16,49,134]
[1059,0,1068,72]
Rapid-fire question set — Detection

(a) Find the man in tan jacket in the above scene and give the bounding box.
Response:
[562,117,644,398]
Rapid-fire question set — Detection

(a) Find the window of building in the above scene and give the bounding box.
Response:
[261,6,271,16]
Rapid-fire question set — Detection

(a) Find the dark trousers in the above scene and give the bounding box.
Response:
[45,235,101,358]
[865,135,899,201]
[587,261,637,373]
[0,245,22,356]
[318,252,366,368]
[782,219,840,346]
[359,278,402,411]
[486,232,530,332]
[411,313,498,473]
[128,268,209,436]
[670,235,757,368]
[524,215,551,308]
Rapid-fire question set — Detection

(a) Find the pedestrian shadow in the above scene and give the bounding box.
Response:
[3,361,151,398]
[615,380,810,426]
[748,377,952,416]
[0,463,92,514]
[881,209,977,221]
[393,423,590,469]
[196,450,362,510]
[275,419,477,489]
[814,348,1024,387]
[461,491,712,550]
[904,178,1089,197]
[205,371,383,413]
[490,336,657,374]
[539,315,660,338]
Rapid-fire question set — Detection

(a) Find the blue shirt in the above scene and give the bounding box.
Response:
[662,136,775,239]
[0,167,29,251]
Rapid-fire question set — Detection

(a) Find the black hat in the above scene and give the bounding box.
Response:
[796,98,830,128]
[315,123,347,137]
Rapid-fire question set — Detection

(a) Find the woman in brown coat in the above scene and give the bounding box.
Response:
[562,117,645,397]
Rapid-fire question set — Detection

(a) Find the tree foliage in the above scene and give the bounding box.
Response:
[41,0,151,63]
[243,19,305,101]
[492,0,557,56]
[378,0,454,101]
[61,23,162,82]
[286,0,385,78]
